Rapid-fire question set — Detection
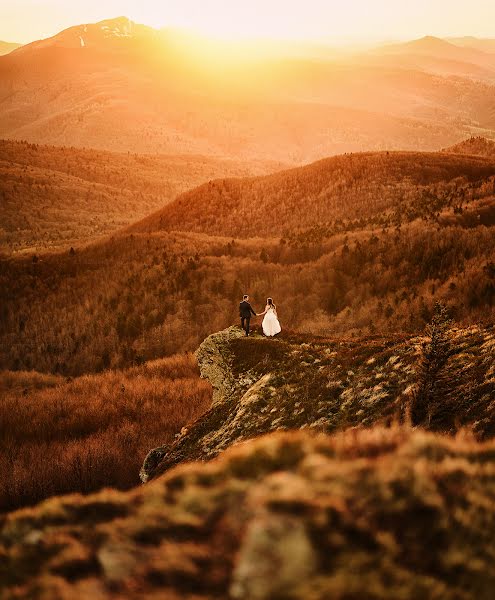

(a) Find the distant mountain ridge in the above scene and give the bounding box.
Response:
[377,35,495,64]
[3,18,495,161]
[12,17,153,54]
[0,40,21,56]
[448,36,495,53]
[443,136,495,158]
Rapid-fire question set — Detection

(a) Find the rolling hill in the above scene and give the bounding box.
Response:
[448,36,495,53]
[377,35,495,67]
[3,14,495,597]
[0,139,281,253]
[443,135,495,158]
[3,18,495,162]
[1,147,494,376]
[134,150,495,238]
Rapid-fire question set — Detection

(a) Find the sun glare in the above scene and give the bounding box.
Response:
[133,2,329,42]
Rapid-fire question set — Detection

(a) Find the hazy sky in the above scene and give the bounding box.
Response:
[2,0,495,44]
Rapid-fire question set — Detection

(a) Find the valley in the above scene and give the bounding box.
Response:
[1,146,494,377]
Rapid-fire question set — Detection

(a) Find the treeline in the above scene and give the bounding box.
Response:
[1,220,494,375]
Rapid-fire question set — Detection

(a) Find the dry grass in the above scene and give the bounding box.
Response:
[3,427,495,598]
[0,354,211,512]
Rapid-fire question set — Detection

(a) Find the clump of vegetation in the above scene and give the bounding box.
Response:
[411,302,453,426]
[0,354,211,512]
[3,428,495,599]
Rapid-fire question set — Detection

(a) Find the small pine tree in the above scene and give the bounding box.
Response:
[410,302,453,427]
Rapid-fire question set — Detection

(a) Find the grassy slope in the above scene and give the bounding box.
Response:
[143,324,495,481]
[0,355,211,512]
[2,427,495,599]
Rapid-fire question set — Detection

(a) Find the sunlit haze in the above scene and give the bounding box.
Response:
[2,0,495,44]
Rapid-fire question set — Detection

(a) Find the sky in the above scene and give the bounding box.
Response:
[2,0,495,44]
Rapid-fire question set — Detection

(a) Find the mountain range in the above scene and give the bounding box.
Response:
[2,17,495,598]
[2,18,495,162]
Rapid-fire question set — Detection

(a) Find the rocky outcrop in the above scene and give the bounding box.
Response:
[3,428,495,599]
[141,324,495,482]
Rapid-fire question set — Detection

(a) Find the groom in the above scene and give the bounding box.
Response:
[239,294,257,336]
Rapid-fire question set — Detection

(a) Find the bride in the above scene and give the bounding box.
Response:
[258,298,282,337]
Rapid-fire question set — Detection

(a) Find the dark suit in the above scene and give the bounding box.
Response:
[239,300,256,336]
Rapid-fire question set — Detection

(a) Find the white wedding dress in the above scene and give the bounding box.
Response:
[262,306,281,337]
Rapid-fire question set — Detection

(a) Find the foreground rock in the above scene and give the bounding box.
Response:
[142,325,495,482]
[3,427,495,599]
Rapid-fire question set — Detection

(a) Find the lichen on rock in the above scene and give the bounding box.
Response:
[142,325,495,483]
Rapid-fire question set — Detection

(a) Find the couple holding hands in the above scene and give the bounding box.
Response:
[239,295,282,337]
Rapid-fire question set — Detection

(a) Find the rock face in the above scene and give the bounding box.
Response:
[3,428,495,599]
[141,324,495,482]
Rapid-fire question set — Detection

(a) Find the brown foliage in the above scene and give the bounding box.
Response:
[135,151,495,237]
[0,354,211,512]
[1,215,494,375]
[0,139,277,253]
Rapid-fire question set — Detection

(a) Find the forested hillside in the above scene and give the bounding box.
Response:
[1,149,494,375]
[0,140,280,253]
[444,136,495,157]
[135,151,495,237]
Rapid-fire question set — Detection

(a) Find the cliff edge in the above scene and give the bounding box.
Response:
[141,324,495,482]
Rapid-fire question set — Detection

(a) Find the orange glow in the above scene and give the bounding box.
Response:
[3,1,495,46]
